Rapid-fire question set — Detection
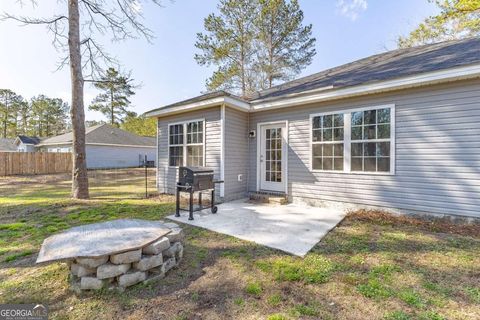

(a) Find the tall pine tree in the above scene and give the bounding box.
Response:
[195,0,257,97]
[0,89,22,138]
[89,68,135,126]
[398,0,480,48]
[30,95,69,137]
[255,0,315,89]
[195,0,316,96]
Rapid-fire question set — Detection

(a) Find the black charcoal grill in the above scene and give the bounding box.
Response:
[175,166,224,220]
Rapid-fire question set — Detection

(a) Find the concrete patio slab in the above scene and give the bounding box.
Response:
[167,199,346,257]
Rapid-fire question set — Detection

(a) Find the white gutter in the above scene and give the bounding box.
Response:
[145,96,250,118]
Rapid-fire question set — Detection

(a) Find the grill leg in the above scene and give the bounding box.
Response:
[175,185,180,217]
[198,192,202,210]
[189,188,194,220]
[211,189,217,214]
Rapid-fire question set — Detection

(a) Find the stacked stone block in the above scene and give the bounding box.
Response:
[70,223,184,292]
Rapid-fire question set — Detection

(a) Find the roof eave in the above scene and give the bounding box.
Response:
[144,95,251,118]
[145,62,480,118]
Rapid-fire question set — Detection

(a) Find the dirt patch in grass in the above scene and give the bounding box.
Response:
[346,209,480,238]
[1,174,480,319]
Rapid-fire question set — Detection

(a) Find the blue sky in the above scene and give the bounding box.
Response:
[0,0,438,121]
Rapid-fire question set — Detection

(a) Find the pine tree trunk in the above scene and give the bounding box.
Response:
[68,0,89,199]
[3,95,8,138]
[110,88,114,125]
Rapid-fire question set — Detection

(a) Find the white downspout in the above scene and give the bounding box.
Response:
[220,104,225,199]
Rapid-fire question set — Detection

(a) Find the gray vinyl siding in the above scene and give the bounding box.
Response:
[248,79,480,218]
[156,107,222,197]
[224,107,249,201]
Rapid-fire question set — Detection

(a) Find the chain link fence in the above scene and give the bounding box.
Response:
[87,167,158,199]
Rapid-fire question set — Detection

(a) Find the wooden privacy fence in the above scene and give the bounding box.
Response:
[0,152,72,176]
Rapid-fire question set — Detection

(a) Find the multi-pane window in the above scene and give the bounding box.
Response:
[312,113,344,171]
[168,120,204,167]
[311,106,393,174]
[351,108,391,172]
[186,121,204,166]
[265,128,282,182]
[169,124,184,166]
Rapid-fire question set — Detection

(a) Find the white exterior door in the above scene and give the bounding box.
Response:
[259,123,287,193]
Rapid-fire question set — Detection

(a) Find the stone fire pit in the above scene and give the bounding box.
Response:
[36,219,184,292]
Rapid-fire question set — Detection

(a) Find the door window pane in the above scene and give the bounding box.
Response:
[265,126,282,182]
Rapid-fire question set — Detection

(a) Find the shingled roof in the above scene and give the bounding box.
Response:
[39,124,155,147]
[249,37,480,101]
[145,37,480,115]
[17,135,41,145]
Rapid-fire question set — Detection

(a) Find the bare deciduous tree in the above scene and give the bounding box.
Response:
[2,0,162,199]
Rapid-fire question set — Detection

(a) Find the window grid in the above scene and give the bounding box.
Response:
[351,108,391,173]
[186,120,204,166]
[265,128,282,182]
[312,113,344,171]
[168,120,204,167]
[169,124,184,167]
[310,106,393,174]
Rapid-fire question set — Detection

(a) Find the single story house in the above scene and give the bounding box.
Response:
[0,138,16,152]
[145,37,480,219]
[37,124,156,169]
[14,135,41,152]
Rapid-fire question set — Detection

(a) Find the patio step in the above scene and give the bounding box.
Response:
[249,192,288,205]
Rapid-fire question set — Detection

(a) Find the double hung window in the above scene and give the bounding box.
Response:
[169,120,204,167]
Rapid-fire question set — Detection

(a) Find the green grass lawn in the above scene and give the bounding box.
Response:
[0,172,479,320]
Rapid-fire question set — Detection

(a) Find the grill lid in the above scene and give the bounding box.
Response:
[180,166,214,174]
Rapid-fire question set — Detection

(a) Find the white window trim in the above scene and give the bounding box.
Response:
[256,120,289,193]
[168,118,206,168]
[309,104,395,175]
[310,110,346,173]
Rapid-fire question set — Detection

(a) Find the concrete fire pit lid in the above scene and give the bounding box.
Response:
[36,219,171,263]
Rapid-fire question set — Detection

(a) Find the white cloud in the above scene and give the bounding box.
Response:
[337,0,368,21]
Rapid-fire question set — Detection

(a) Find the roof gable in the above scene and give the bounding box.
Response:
[17,135,41,145]
[85,124,156,146]
[39,124,155,147]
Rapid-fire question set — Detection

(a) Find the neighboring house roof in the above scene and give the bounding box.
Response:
[17,135,41,145]
[0,138,16,151]
[145,37,480,117]
[38,124,156,147]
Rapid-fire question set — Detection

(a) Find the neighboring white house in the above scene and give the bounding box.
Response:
[35,124,156,169]
[14,136,41,152]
